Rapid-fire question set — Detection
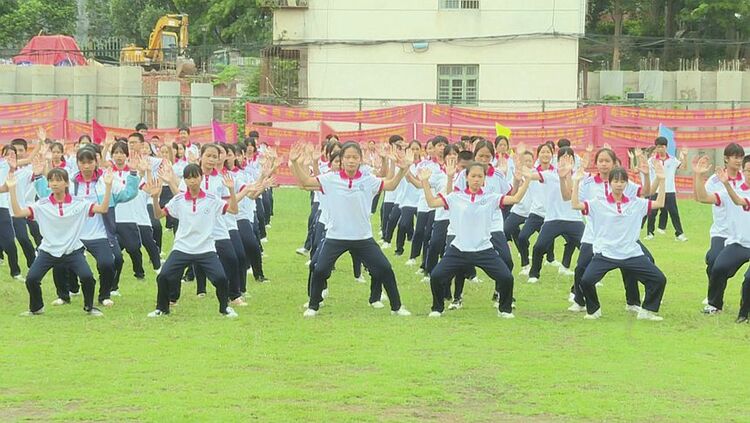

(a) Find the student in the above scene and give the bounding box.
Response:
[422,160,531,318]
[381,135,407,248]
[34,146,140,306]
[0,146,31,277]
[504,150,535,257]
[146,164,240,318]
[177,126,200,158]
[298,139,339,256]
[9,139,40,265]
[646,137,687,241]
[694,156,750,321]
[10,167,114,317]
[289,141,413,317]
[393,140,422,256]
[564,149,652,312]
[693,145,745,306]
[571,164,667,321]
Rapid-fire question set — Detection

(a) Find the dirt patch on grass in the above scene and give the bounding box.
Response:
[0,403,56,422]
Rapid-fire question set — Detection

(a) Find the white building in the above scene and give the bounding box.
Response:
[271,0,587,110]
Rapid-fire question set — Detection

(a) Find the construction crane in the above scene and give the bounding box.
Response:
[120,14,195,74]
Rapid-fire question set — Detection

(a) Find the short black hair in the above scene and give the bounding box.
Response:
[10,138,27,150]
[135,123,149,132]
[431,136,449,148]
[457,150,474,162]
[76,147,97,163]
[388,135,404,145]
[494,135,509,148]
[442,144,460,159]
[247,130,259,138]
[743,155,750,169]
[111,141,129,156]
[2,144,17,156]
[179,126,191,135]
[183,163,202,179]
[557,138,571,148]
[557,146,574,159]
[609,167,630,183]
[724,143,744,158]
[47,168,69,184]
[654,136,668,146]
[128,132,145,143]
[473,140,495,158]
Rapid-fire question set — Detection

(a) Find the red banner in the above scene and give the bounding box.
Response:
[247,103,424,124]
[0,99,68,122]
[335,124,415,143]
[599,127,750,148]
[0,120,66,142]
[604,106,750,128]
[67,120,238,143]
[425,104,602,127]
[417,124,596,148]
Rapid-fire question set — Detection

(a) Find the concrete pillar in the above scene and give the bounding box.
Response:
[15,66,32,103]
[700,71,717,110]
[586,72,599,100]
[29,65,56,102]
[118,66,143,129]
[0,65,18,104]
[96,67,120,126]
[157,81,180,129]
[662,72,677,102]
[72,66,97,122]
[716,71,743,108]
[190,83,213,126]
[55,67,75,118]
[638,71,664,101]
[599,71,624,99]
[675,71,702,109]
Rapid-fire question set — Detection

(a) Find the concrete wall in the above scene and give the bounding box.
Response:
[0,64,143,125]
[274,0,585,111]
[587,70,750,107]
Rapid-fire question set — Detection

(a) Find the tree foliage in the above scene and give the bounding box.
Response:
[0,0,77,48]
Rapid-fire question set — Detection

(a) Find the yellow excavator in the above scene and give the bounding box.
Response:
[120,14,196,74]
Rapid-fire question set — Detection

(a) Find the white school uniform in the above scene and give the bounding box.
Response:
[491,153,516,184]
[221,168,244,232]
[177,169,230,241]
[173,158,189,180]
[28,194,95,257]
[416,159,442,213]
[579,173,642,244]
[438,188,504,252]
[705,173,745,239]
[649,154,681,194]
[716,185,750,248]
[538,168,582,222]
[12,166,34,208]
[582,194,652,260]
[165,190,228,255]
[112,166,149,226]
[316,169,384,240]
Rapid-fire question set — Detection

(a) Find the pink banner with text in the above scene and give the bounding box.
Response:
[247,103,424,124]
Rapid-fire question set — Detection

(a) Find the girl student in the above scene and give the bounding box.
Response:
[517,144,560,276]
[504,150,535,257]
[562,149,654,312]
[392,140,422,257]
[421,159,532,318]
[379,135,405,246]
[34,145,141,307]
[526,146,584,284]
[289,141,414,318]
[298,139,341,257]
[9,139,42,266]
[9,166,116,317]
[693,155,750,320]
[235,141,270,286]
[645,137,688,241]
[571,162,668,321]
[146,164,243,318]
[0,146,31,278]
[111,141,161,282]
[405,137,449,274]
[692,144,745,307]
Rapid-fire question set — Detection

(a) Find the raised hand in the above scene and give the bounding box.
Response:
[572,166,586,182]
[36,127,47,143]
[557,155,573,177]
[263,176,277,189]
[222,173,235,190]
[398,148,414,170]
[637,155,650,175]
[145,177,161,197]
[603,143,612,149]
[515,142,526,156]
[586,143,594,154]
[445,156,457,178]
[679,148,688,162]
[289,142,303,162]
[418,167,432,182]
[518,165,532,180]
[693,155,712,175]
[5,170,17,188]
[653,158,666,179]
[580,151,590,169]
[158,164,175,183]
[32,155,45,176]
[187,151,199,164]
[495,155,508,175]
[716,167,729,184]
[102,169,114,185]
[379,143,390,158]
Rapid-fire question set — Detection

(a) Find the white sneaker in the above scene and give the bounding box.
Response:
[702,297,709,305]
[86,307,104,317]
[584,309,602,320]
[625,304,642,313]
[558,267,575,276]
[303,308,318,318]
[52,298,68,306]
[568,304,586,312]
[380,242,390,250]
[421,276,430,284]
[223,307,239,318]
[20,307,44,317]
[266,224,272,229]
[448,300,463,310]
[567,292,576,303]
[247,268,254,275]
[637,309,663,321]
[110,290,121,297]
[197,293,206,298]
[656,228,666,235]
[370,301,385,309]
[519,265,530,276]
[101,299,114,307]
[391,307,411,316]
[230,298,248,307]
[595,282,604,288]
[527,277,539,284]
[354,276,367,284]
[322,288,329,299]
[147,309,165,318]
[405,258,416,266]
[13,274,24,281]
[155,267,161,275]
[295,247,309,256]
[702,305,720,315]
[470,276,482,284]
[645,234,654,240]
[676,234,688,242]
[305,260,311,266]
[498,311,515,319]
[415,268,424,275]
[69,291,81,297]
[261,237,269,244]
[545,260,562,268]
[428,311,442,317]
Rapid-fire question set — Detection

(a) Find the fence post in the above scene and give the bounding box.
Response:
[358,97,363,131]
[86,94,90,122]
[542,99,546,113]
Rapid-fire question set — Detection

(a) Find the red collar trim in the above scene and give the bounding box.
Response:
[175,157,187,163]
[496,153,510,160]
[185,190,207,200]
[606,193,630,204]
[53,159,66,168]
[655,153,670,161]
[594,174,605,184]
[487,166,495,177]
[205,168,219,177]
[49,193,72,204]
[728,172,741,182]
[740,183,750,191]
[339,169,362,180]
[112,164,129,172]
[464,187,484,195]
[536,164,554,171]
[75,170,102,183]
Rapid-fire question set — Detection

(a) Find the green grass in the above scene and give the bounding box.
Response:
[1,189,750,422]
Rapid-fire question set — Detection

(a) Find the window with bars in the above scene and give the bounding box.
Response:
[437,65,479,105]
[439,0,480,9]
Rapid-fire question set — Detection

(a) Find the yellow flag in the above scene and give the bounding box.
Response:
[495,122,512,139]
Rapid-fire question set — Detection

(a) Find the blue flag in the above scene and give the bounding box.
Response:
[658,124,676,156]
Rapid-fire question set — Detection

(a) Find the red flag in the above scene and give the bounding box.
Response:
[212,119,227,143]
[92,119,106,145]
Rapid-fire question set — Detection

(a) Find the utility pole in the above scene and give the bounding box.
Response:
[76,0,90,48]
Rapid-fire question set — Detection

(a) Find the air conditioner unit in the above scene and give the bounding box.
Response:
[626,92,646,100]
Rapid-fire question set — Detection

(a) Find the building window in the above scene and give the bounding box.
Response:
[437,65,478,105]
[439,0,480,9]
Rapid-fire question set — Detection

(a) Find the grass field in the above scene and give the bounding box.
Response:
[1,188,750,422]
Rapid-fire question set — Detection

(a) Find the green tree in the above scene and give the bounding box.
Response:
[680,0,750,61]
[0,0,77,48]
